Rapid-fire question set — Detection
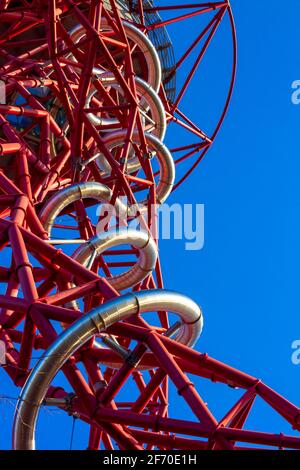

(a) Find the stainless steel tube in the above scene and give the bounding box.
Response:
[13,290,203,450]
[69,20,162,92]
[97,130,175,209]
[39,182,127,236]
[72,228,158,291]
[86,74,166,140]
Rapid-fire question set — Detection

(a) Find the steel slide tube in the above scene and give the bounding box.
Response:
[72,227,158,291]
[86,75,166,140]
[98,130,175,208]
[69,20,162,92]
[13,290,203,450]
[39,181,127,236]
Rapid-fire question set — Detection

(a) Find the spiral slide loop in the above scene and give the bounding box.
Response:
[98,130,175,208]
[13,290,203,450]
[69,20,162,92]
[86,74,166,140]
[72,228,158,291]
[39,182,127,236]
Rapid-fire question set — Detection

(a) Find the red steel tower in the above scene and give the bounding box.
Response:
[0,0,298,450]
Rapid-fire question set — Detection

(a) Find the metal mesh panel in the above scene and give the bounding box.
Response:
[142,0,176,103]
[120,0,177,102]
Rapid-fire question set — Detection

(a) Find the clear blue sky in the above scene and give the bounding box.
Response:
[1,0,300,449]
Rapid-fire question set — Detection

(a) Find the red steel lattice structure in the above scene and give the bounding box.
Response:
[0,0,298,450]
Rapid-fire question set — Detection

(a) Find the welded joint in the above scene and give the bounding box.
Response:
[177,381,195,397]
[138,264,155,275]
[17,171,32,182]
[186,313,202,326]
[132,293,141,316]
[48,247,64,266]
[14,262,34,276]
[208,423,225,444]
[90,314,106,334]
[11,194,29,209]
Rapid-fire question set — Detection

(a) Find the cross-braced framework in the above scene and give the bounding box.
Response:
[0,0,298,450]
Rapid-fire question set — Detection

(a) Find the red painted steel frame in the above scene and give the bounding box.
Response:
[0,0,299,451]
